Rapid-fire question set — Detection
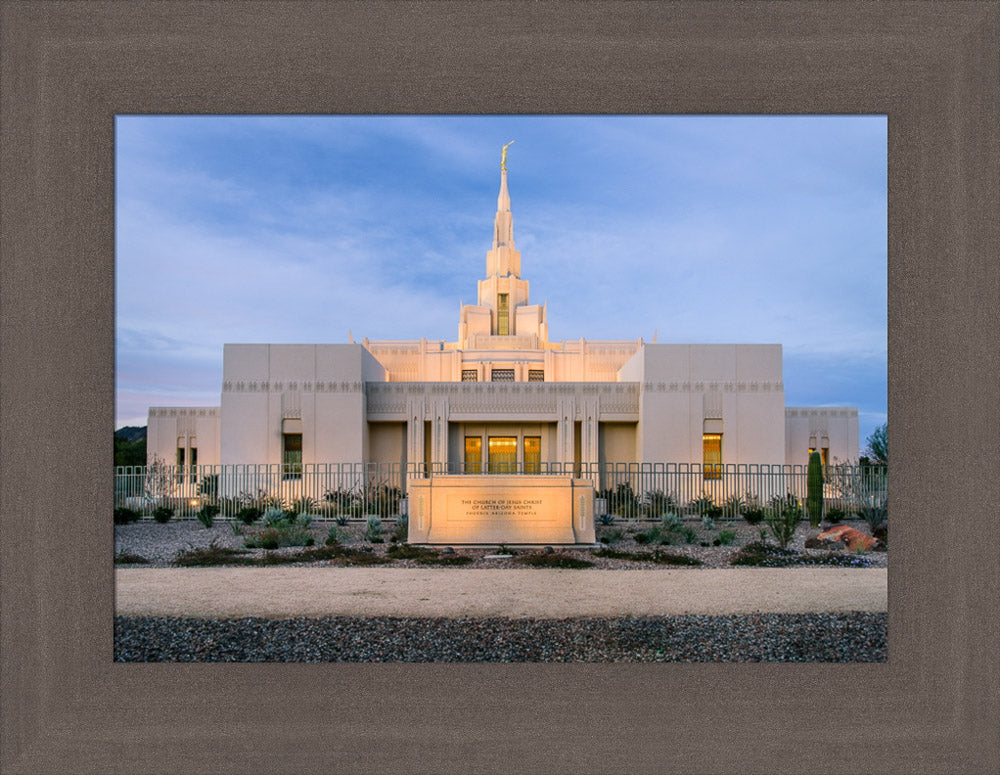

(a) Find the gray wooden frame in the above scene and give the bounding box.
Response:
[2,1,997,772]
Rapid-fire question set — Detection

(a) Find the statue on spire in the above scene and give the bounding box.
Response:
[501,140,515,171]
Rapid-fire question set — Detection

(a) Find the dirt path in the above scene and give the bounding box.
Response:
[116,567,887,619]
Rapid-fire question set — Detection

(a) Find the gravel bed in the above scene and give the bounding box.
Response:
[115,519,887,570]
[114,612,887,662]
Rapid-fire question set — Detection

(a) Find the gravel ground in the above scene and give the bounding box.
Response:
[114,518,888,570]
[115,520,887,662]
[114,612,887,662]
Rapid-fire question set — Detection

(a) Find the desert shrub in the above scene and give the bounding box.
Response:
[196,503,219,529]
[680,526,698,544]
[701,515,716,531]
[722,494,745,520]
[733,541,871,568]
[826,506,846,521]
[592,547,702,566]
[325,525,341,546]
[174,540,252,566]
[741,500,766,525]
[152,505,174,524]
[642,489,677,518]
[297,511,313,529]
[660,512,684,532]
[715,528,737,546]
[114,507,140,525]
[368,484,402,518]
[386,543,473,565]
[236,505,262,525]
[730,541,799,567]
[114,551,148,564]
[197,474,219,503]
[263,507,287,527]
[598,483,640,519]
[689,494,722,519]
[290,496,317,515]
[765,494,802,549]
[598,512,616,526]
[244,521,314,549]
[365,515,383,543]
[390,515,408,543]
[263,495,287,511]
[599,527,625,545]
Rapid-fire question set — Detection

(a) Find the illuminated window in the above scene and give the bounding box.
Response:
[821,447,829,467]
[528,369,544,382]
[283,433,302,480]
[488,436,517,473]
[491,368,515,382]
[703,433,722,480]
[524,436,541,473]
[461,369,478,382]
[497,293,509,335]
[464,437,482,474]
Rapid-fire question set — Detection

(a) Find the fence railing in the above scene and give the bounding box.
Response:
[115,461,887,522]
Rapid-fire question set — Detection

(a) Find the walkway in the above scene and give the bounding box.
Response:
[116,567,887,619]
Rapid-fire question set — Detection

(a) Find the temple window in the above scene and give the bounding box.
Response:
[282,433,302,480]
[497,293,509,335]
[703,433,722,480]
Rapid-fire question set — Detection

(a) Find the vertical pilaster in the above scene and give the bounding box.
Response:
[428,397,449,472]
[555,395,576,471]
[582,396,600,487]
[406,396,426,480]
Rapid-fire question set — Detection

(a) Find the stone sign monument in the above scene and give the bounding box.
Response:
[407,475,596,545]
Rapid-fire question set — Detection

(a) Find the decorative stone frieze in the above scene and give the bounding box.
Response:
[364,382,639,418]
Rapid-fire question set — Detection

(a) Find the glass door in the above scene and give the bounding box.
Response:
[488,437,517,473]
[523,436,541,473]
[464,436,482,474]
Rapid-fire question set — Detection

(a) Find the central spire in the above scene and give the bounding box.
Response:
[493,141,515,251]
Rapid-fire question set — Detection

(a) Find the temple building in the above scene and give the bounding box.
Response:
[146,154,859,480]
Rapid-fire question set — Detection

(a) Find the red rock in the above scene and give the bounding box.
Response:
[817,524,877,552]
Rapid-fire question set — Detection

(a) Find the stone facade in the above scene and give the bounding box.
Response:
[146,161,859,471]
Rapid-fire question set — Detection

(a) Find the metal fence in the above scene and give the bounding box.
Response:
[114,461,887,522]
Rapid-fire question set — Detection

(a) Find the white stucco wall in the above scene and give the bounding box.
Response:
[220,343,386,465]
[784,407,860,466]
[620,344,786,465]
[146,407,220,466]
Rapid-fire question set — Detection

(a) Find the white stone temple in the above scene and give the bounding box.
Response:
[146,153,859,479]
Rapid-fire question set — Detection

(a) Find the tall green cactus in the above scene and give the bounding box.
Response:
[806,450,824,527]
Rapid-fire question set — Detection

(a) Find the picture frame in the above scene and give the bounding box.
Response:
[2,2,996,772]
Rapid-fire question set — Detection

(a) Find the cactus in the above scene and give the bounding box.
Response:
[807,451,824,527]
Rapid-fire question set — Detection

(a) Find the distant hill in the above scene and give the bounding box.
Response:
[115,426,147,466]
[115,426,147,443]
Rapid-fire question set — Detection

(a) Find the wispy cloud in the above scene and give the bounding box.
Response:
[115,115,887,441]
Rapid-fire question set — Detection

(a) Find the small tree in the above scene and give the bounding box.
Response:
[828,460,887,532]
[806,451,824,527]
[144,454,172,510]
[865,423,888,466]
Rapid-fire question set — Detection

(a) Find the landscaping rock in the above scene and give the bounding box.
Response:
[817,525,878,552]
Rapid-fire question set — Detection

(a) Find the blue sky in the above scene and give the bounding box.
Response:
[115,115,887,450]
